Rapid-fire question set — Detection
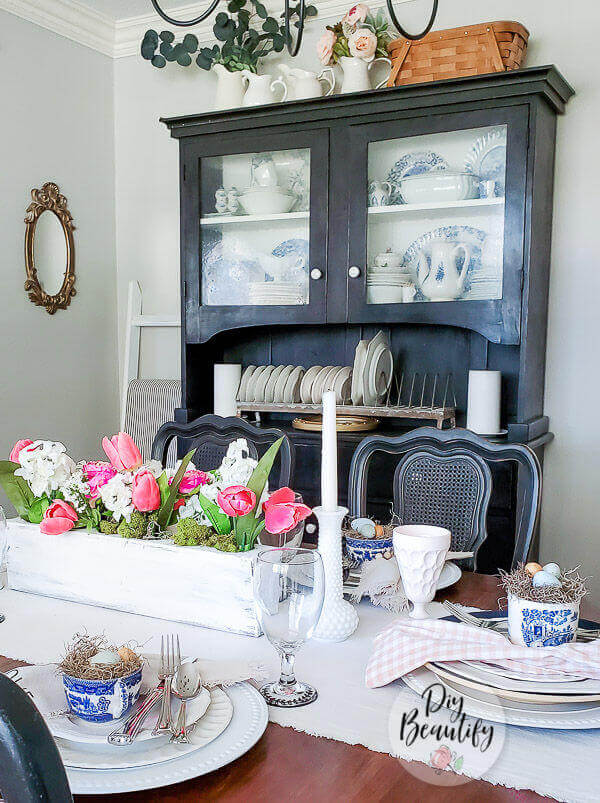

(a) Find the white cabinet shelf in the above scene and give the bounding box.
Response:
[200,211,310,226]
[368,197,505,216]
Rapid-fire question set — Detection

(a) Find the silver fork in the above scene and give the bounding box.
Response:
[152,634,180,735]
[442,601,504,630]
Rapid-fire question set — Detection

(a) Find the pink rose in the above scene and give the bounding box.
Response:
[317,29,337,66]
[217,485,256,517]
[9,439,34,463]
[40,500,78,535]
[349,28,377,61]
[344,4,369,27]
[263,487,311,534]
[430,746,453,771]
[177,469,210,494]
[83,461,117,500]
[132,469,161,512]
[102,432,142,471]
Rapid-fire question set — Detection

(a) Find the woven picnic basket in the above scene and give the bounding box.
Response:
[387,21,529,87]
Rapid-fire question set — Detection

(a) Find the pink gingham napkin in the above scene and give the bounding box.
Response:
[365,618,600,688]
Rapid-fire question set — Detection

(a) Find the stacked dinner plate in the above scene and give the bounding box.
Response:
[238,364,306,404]
[248,282,305,305]
[351,331,394,407]
[299,365,353,405]
[366,266,413,304]
[13,655,268,795]
[403,611,600,730]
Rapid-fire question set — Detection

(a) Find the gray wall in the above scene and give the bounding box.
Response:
[0,11,118,468]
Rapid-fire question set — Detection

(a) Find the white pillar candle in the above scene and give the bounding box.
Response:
[467,370,501,435]
[321,390,338,512]
[214,364,242,417]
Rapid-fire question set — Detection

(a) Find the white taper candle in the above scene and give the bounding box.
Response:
[321,390,338,512]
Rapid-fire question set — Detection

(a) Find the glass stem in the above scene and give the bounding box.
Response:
[279,651,297,687]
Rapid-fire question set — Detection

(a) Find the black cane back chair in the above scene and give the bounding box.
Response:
[151,414,295,488]
[348,427,542,571]
[0,671,72,803]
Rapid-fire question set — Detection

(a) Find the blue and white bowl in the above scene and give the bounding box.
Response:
[62,667,142,723]
[345,533,394,564]
[507,594,580,647]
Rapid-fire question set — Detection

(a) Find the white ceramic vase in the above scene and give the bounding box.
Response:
[339,55,391,94]
[393,525,451,619]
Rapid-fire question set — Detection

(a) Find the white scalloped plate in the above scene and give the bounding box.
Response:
[64,683,268,794]
[403,667,600,729]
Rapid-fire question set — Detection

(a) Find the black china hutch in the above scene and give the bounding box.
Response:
[161,66,573,572]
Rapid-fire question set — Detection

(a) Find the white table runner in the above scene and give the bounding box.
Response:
[0,588,598,803]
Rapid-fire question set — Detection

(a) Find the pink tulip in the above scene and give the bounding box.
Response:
[83,461,117,500]
[102,432,142,471]
[40,500,78,535]
[217,485,256,517]
[9,439,33,463]
[177,469,210,494]
[264,501,311,534]
[262,486,295,512]
[132,469,161,512]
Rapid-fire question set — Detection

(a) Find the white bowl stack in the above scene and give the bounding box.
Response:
[366,266,413,304]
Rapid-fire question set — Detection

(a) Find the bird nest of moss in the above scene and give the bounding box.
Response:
[58,634,143,680]
[343,523,395,541]
[499,564,589,605]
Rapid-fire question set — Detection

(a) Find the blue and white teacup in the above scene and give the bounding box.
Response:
[62,667,142,723]
[507,594,580,647]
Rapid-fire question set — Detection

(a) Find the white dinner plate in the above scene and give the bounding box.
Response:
[245,365,268,402]
[273,365,294,402]
[362,332,388,406]
[64,683,268,795]
[237,366,256,402]
[428,662,600,705]
[58,687,233,769]
[311,366,334,404]
[252,365,275,402]
[461,659,584,684]
[437,560,462,590]
[332,366,353,404]
[351,341,368,405]
[367,344,393,403]
[300,365,323,403]
[263,365,285,403]
[403,666,600,729]
[283,366,304,403]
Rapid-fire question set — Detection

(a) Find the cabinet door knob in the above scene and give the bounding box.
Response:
[348,266,361,279]
[310,268,323,280]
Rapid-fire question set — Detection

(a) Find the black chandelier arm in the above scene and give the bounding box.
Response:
[386,0,439,41]
[285,0,305,57]
[150,0,220,27]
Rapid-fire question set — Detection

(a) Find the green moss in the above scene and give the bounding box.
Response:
[174,518,237,550]
[117,511,148,539]
[99,520,119,535]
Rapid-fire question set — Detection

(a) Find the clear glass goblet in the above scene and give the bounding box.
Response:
[253,547,324,707]
[0,507,7,623]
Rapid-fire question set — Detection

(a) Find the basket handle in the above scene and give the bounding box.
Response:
[386,0,439,40]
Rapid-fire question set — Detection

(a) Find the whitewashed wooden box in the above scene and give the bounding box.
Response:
[7,519,261,637]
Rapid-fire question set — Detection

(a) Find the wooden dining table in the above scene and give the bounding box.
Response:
[2,571,591,803]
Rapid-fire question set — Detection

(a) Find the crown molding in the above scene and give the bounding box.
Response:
[0,0,115,56]
[1,0,413,59]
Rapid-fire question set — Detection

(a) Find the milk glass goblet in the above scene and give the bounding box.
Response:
[253,547,324,707]
[0,507,7,623]
[393,525,451,619]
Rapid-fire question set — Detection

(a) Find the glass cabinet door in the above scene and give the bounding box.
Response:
[185,130,328,342]
[346,108,528,344]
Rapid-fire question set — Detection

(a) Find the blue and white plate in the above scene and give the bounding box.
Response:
[387,151,449,203]
[464,127,507,196]
[401,225,487,299]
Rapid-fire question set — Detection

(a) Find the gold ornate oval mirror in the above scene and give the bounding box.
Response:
[24,182,76,314]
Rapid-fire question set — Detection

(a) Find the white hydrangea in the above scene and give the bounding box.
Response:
[15,440,76,498]
[59,467,91,513]
[177,494,211,526]
[218,439,258,489]
[99,472,133,523]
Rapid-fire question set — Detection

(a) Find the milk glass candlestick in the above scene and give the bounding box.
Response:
[314,391,359,641]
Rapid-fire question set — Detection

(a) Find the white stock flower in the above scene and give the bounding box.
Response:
[60,467,91,513]
[177,494,211,526]
[15,440,76,498]
[218,439,258,488]
[143,459,165,479]
[99,472,133,522]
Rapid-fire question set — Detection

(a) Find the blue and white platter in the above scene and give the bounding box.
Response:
[387,151,449,203]
[464,127,507,197]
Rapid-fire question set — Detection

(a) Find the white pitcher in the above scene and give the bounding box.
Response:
[211,64,248,110]
[339,55,391,94]
[277,63,335,99]
[241,71,287,107]
[416,240,471,301]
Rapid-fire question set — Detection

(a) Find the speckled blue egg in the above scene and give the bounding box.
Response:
[542,562,561,578]
[532,570,562,588]
[89,649,120,666]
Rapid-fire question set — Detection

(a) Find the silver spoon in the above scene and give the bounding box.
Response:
[170,659,203,744]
